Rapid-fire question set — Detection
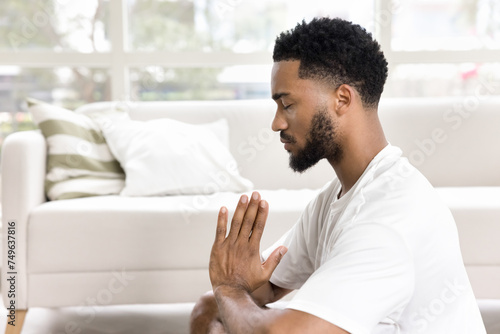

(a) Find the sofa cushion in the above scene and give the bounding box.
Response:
[477,299,500,332]
[436,187,500,299]
[27,98,125,200]
[27,186,500,301]
[436,187,500,265]
[27,189,319,274]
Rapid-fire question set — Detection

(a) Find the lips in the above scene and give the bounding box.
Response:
[280,138,292,151]
[280,133,294,151]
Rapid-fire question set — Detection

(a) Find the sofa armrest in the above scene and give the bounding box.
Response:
[1,130,47,309]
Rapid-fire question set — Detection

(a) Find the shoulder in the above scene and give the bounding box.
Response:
[360,148,444,212]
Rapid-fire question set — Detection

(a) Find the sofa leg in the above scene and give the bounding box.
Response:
[5,309,28,334]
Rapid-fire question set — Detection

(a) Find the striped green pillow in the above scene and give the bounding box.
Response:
[27,98,125,200]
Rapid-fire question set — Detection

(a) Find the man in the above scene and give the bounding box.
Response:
[190,17,486,333]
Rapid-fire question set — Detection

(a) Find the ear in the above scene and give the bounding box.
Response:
[333,84,355,116]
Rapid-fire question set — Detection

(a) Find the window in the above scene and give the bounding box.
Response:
[1,0,500,148]
[382,0,500,98]
[391,0,500,51]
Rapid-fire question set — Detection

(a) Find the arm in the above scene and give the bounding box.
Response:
[209,192,350,334]
[251,281,291,307]
[214,285,349,334]
[1,130,47,309]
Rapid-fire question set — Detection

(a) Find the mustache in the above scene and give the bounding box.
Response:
[280,132,296,143]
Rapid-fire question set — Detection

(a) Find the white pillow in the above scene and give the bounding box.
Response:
[100,117,253,196]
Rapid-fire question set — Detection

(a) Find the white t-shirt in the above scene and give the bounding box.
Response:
[263,144,486,334]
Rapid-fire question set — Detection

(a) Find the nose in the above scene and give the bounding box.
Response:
[271,110,287,132]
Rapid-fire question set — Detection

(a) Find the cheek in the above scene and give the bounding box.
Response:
[285,107,315,144]
[294,116,313,143]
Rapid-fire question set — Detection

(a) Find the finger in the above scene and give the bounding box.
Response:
[238,192,261,240]
[227,194,249,242]
[262,246,288,278]
[249,200,269,245]
[214,206,228,243]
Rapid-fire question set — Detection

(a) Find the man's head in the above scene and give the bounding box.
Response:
[271,18,388,172]
[273,17,388,109]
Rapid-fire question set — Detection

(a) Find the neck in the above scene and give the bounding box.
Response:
[328,114,387,198]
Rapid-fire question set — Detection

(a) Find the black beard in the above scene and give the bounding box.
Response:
[289,106,342,173]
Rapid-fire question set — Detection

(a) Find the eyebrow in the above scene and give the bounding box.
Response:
[272,92,290,101]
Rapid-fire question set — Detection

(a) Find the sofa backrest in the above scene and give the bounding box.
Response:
[77,97,500,189]
[379,97,500,187]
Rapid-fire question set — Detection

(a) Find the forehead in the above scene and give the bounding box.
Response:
[271,60,326,100]
[271,60,300,90]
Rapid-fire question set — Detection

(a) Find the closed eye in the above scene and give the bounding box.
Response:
[283,104,292,110]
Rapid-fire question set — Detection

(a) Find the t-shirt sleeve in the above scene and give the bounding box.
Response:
[285,222,415,334]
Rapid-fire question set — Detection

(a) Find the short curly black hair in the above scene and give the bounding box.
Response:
[273,17,388,109]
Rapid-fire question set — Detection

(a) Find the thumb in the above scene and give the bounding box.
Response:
[262,246,288,277]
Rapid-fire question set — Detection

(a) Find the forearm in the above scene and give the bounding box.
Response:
[214,285,281,334]
[252,281,292,307]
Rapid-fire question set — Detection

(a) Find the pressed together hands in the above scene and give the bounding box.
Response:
[209,191,288,297]
[200,192,348,334]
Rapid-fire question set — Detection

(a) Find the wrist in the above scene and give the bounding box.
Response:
[213,284,249,297]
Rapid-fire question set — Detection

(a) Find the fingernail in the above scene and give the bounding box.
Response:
[279,247,287,256]
[241,195,248,204]
[252,192,259,200]
[260,200,267,208]
[220,207,226,214]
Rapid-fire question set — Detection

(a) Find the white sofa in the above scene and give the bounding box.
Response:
[2,98,500,330]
